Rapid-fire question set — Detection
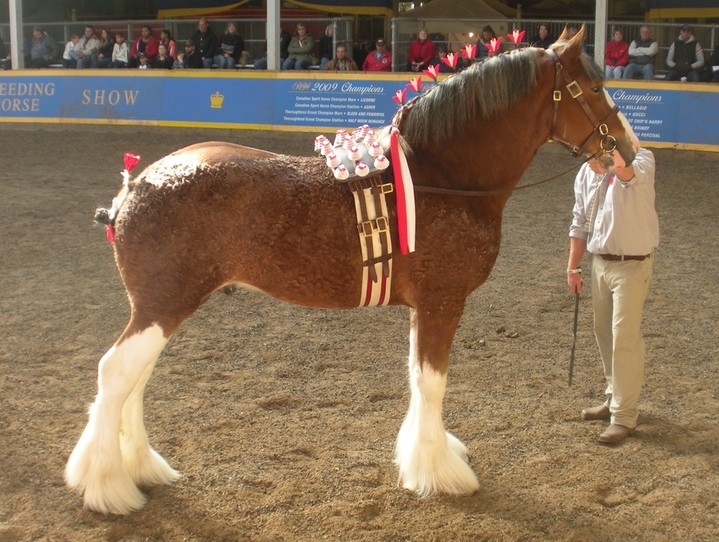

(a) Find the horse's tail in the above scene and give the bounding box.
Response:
[94,207,112,225]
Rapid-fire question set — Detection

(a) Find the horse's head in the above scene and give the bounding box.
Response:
[547,26,638,169]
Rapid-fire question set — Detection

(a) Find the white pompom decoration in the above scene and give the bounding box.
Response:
[374,155,389,170]
[349,145,362,161]
[334,164,349,180]
[355,162,369,177]
[314,135,327,152]
[369,141,382,157]
[326,152,341,168]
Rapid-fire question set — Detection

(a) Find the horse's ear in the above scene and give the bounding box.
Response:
[561,25,586,60]
[574,25,587,44]
[557,26,570,41]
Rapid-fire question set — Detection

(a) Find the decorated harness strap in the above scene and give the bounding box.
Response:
[315,126,393,307]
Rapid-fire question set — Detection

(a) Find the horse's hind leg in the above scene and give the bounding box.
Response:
[65,321,170,514]
[394,306,480,497]
[120,352,180,487]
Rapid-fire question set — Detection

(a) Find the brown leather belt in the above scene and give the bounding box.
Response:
[599,254,650,262]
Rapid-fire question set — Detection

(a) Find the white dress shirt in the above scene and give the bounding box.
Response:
[569,148,659,256]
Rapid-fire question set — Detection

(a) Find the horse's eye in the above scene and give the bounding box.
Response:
[591,85,602,93]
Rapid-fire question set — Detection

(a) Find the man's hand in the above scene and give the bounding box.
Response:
[567,272,583,294]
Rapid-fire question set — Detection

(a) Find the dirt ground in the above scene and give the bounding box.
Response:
[0,124,717,542]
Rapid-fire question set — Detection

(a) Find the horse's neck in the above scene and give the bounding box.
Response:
[413,104,553,195]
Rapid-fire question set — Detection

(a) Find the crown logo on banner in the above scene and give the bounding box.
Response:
[210,91,224,109]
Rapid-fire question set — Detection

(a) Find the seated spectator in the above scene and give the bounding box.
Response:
[214,21,243,69]
[182,40,203,69]
[158,29,176,59]
[254,27,291,69]
[91,29,114,69]
[407,29,435,72]
[362,37,391,72]
[529,23,554,49]
[318,24,334,70]
[61,34,80,69]
[193,17,218,69]
[77,26,100,69]
[283,23,314,70]
[137,52,151,70]
[0,35,9,70]
[129,26,158,68]
[430,45,455,73]
[703,43,719,82]
[152,43,173,69]
[605,29,629,79]
[27,26,60,69]
[323,44,358,71]
[623,26,658,81]
[172,52,185,69]
[474,25,496,62]
[666,25,704,82]
[109,32,129,69]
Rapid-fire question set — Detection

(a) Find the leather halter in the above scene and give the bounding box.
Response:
[546,48,620,158]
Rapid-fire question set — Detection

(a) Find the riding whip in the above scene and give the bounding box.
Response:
[568,292,580,386]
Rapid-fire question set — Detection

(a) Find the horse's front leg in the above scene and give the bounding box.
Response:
[65,322,170,515]
[395,305,480,497]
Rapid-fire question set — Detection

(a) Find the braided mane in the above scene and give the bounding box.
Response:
[400,44,604,150]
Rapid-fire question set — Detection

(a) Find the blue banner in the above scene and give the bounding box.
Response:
[2,72,719,151]
[275,76,399,129]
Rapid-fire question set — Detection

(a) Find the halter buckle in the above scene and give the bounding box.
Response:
[600,135,617,152]
[566,81,583,99]
[553,90,562,102]
[598,123,609,136]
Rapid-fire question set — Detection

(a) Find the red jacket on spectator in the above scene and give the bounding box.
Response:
[605,39,629,67]
[363,48,391,71]
[407,38,436,66]
[131,35,158,62]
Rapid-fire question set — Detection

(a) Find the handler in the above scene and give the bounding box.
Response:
[566,147,659,444]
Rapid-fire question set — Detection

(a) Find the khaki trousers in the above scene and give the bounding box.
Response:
[591,254,653,429]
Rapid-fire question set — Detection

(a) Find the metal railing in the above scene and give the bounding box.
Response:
[0,17,355,66]
[3,17,718,74]
[391,18,719,75]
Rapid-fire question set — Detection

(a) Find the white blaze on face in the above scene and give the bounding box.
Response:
[604,89,640,153]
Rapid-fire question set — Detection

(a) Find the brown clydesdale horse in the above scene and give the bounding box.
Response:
[66,27,638,514]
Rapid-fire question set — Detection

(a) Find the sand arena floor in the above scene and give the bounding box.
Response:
[1,125,718,541]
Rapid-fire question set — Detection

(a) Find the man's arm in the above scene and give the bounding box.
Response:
[567,237,586,293]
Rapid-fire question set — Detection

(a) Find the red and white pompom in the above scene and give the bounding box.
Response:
[320,140,334,156]
[334,130,347,146]
[355,162,370,177]
[326,152,341,168]
[374,155,389,170]
[342,135,354,150]
[314,135,327,152]
[349,145,362,161]
[368,141,382,157]
[334,164,349,180]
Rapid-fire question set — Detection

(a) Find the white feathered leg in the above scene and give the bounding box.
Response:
[66,325,168,514]
[120,358,180,487]
[394,309,479,497]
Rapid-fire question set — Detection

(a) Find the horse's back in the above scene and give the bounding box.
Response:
[169,141,278,165]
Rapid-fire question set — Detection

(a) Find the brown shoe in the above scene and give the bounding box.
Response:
[581,404,610,421]
[597,424,635,444]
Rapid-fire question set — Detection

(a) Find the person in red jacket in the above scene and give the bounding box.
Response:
[363,37,391,72]
[605,29,629,79]
[129,25,158,68]
[407,29,435,72]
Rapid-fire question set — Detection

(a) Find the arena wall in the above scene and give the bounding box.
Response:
[1,70,718,152]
